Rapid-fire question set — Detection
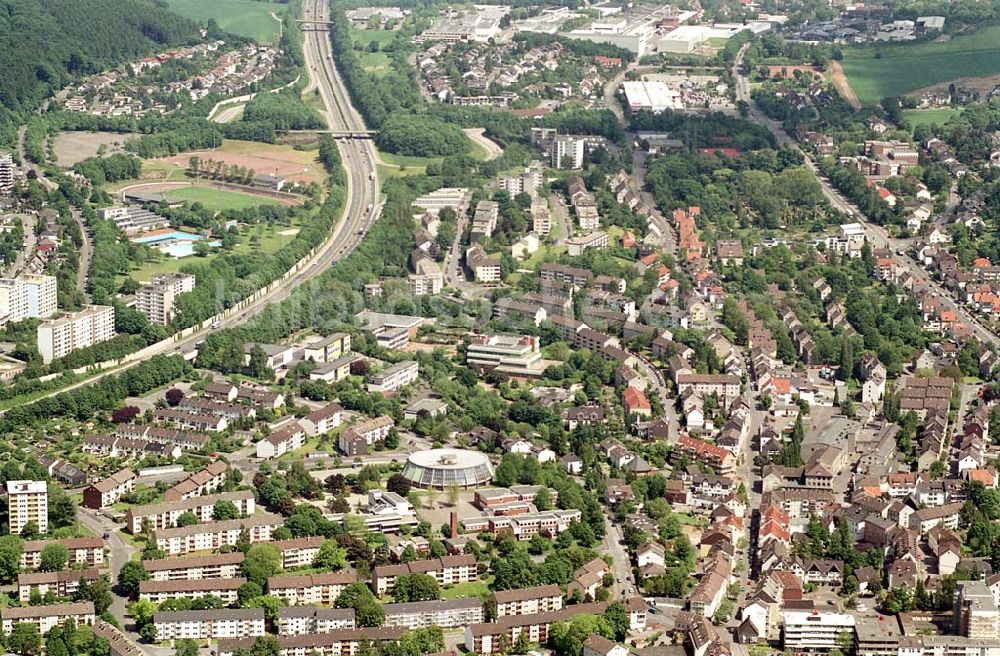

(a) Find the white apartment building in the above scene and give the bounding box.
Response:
[7,480,47,535]
[267,572,357,606]
[136,273,195,325]
[139,578,244,604]
[152,513,283,556]
[126,490,255,533]
[153,609,265,641]
[0,274,57,323]
[367,360,419,394]
[21,537,103,570]
[144,552,245,581]
[551,135,585,169]
[383,598,484,629]
[1,602,94,635]
[0,153,14,194]
[466,334,546,378]
[277,608,356,636]
[273,536,325,569]
[37,305,115,364]
[494,584,564,617]
[782,611,856,652]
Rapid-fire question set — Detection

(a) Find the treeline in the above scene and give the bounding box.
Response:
[374,115,468,157]
[124,117,276,158]
[512,32,634,62]
[327,8,421,128]
[817,156,900,225]
[631,110,774,151]
[0,355,192,432]
[0,0,199,114]
[243,91,325,130]
[73,154,142,185]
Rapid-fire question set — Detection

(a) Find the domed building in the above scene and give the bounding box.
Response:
[401,449,494,490]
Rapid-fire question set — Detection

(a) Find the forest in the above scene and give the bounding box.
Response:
[0,0,199,121]
[374,115,469,157]
[243,91,325,131]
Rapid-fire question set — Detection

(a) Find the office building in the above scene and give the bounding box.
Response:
[465,334,546,378]
[7,480,47,535]
[37,305,116,364]
[782,610,856,652]
[136,273,195,325]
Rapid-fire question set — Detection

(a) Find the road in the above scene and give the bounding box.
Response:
[548,192,573,245]
[4,213,36,278]
[71,209,92,296]
[732,46,1000,349]
[0,0,381,416]
[463,128,502,161]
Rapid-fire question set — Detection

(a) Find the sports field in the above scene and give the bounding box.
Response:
[158,139,325,186]
[165,0,283,43]
[840,26,1000,105]
[161,186,281,211]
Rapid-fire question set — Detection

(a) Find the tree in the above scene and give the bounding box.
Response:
[386,474,411,497]
[0,534,23,582]
[534,488,553,511]
[75,576,113,614]
[314,540,347,571]
[8,623,41,655]
[164,388,184,406]
[238,581,263,605]
[550,614,613,656]
[246,345,272,379]
[335,583,384,627]
[213,500,240,521]
[39,543,69,572]
[175,511,199,527]
[48,484,77,529]
[175,639,199,656]
[249,636,281,656]
[118,561,149,598]
[603,603,629,641]
[392,573,440,602]
[241,544,282,588]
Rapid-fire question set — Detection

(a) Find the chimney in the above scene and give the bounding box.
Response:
[450,511,458,539]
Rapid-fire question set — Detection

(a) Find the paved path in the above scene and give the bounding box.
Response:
[463,128,503,161]
[72,208,92,296]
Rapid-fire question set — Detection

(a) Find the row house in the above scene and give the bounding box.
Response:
[81,435,181,460]
[139,578,244,604]
[144,552,245,581]
[153,513,283,556]
[163,461,228,502]
[277,608,356,636]
[268,572,358,606]
[153,609,265,641]
[152,408,227,432]
[21,537,104,571]
[126,490,255,533]
[113,425,210,450]
[176,397,255,422]
[372,555,477,596]
[785,557,843,586]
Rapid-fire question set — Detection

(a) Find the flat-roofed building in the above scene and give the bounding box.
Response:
[7,480,47,535]
[153,609,265,641]
[1,602,95,635]
[854,615,900,656]
[782,610,855,652]
[136,273,195,325]
[144,552,245,581]
[367,360,419,394]
[139,578,245,604]
[0,274,57,323]
[303,333,351,363]
[37,305,115,364]
[466,334,546,378]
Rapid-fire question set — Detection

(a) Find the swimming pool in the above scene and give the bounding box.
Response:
[132,231,219,258]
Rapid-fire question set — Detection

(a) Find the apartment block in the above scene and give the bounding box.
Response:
[954,581,1000,639]
[367,360,419,394]
[338,416,395,457]
[277,608,356,636]
[781,611,855,652]
[0,602,95,635]
[152,514,283,556]
[37,305,116,364]
[267,572,358,606]
[163,461,228,502]
[18,568,100,603]
[21,537,104,570]
[153,609,265,641]
[372,555,477,596]
[273,536,325,569]
[303,333,352,364]
[493,584,564,617]
[139,578,245,604]
[466,601,608,654]
[0,274,57,323]
[7,480,47,535]
[136,273,195,325]
[144,552,245,581]
[126,490,255,533]
[0,153,13,194]
[256,421,306,459]
[82,468,137,509]
[218,628,407,656]
[383,598,484,629]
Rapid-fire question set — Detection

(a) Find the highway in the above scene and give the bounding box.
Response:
[0,0,381,413]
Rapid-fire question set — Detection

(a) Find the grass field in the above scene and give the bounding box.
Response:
[358,51,392,77]
[441,579,492,599]
[902,107,961,130]
[349,27,398,49]
[840,26,1000,105]
[165,0,283,43]
[161,186,281,211]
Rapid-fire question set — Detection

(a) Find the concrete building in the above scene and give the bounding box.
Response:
[126,490,255,534]
[152,513,283,556]
[136,273,195,325]
[781,610,855,652]
[622,81,682,112]
[372,555,477,596]
[7,480,47,535]
[139,578,244,604]
[267,572,357,606]
[493,584,563,617]
[338,416,395,456]
[0,274,57,323]
[466,334,546,378]
[0,152,14,194]
[273,536,325,569]
[218,629,406,656]
[302,333,351,363]
[144,552,244,581]
[0,602,95,635]
[955,581,1000,639]
[368,360,419,394]
[37,305,116,364]
[277,608,356,636]
[153,609,265,642]
[383,598,484,629]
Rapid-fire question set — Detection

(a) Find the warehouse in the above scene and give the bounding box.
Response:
[621,81,682,113]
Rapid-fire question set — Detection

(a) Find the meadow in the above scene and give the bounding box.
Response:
[165,0,284,42]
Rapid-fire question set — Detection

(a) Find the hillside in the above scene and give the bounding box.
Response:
[0,0,200,113]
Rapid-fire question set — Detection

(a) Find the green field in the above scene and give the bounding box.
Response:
[902,108,961,131]
[161,186,281,211]
[841,26,1000,105]
[165,0,284,42]
[358,51,392,77]
[349,27,398,49]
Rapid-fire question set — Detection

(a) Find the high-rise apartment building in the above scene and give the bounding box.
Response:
[37,305,116,364]
[0,153,14,194]
[7,480,48,535]
[0,274,57,323]
[136,273,196,325]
